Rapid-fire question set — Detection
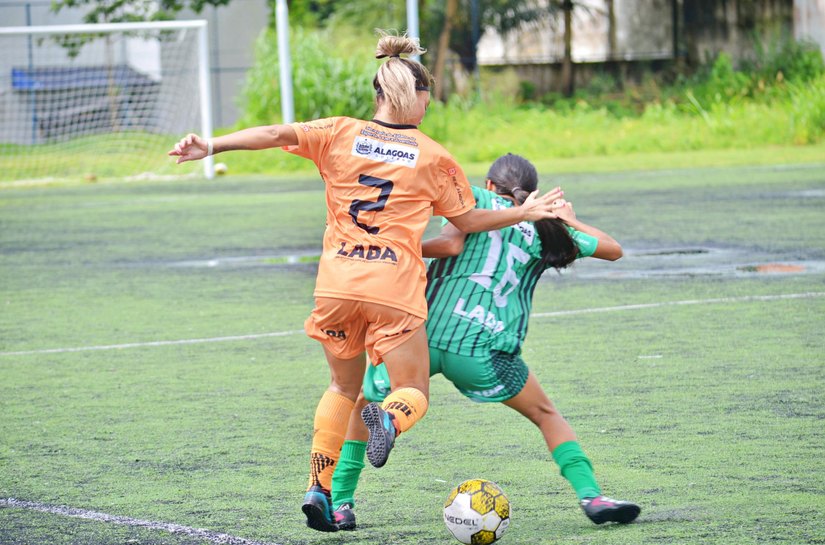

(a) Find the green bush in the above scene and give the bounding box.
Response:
[786,74,825,144]
[680,39,824,110]
[529,38,824,121]
[238,26,377,125]
[695,52,754,102]
[749,37,825,84]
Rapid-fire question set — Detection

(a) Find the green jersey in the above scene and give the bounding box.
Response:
[425,186,597,357]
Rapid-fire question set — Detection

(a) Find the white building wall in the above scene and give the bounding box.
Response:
[794,0,825,56]
[477,0,673,66]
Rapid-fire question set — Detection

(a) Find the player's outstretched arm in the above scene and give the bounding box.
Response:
[554,201,623,261]
[447,187,564,233]
[422,223,466,258]
[168,124,299,164]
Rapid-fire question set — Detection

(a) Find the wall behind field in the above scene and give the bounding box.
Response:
[476,0,824,94]
[795,0,825,53]
[681,0,794,64]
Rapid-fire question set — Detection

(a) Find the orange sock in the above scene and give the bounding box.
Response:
[308,390,355,491]
[381,387,428,434]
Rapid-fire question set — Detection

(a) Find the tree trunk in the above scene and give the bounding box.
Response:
[672,0,685,70]
[607,0,617,59]
[561,0,574,97]
[434,0,458,102]
[607,0,622,89]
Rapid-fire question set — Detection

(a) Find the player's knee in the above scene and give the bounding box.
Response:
[384,372,430,398]
[526,400,561,426]
[329,380,362,400]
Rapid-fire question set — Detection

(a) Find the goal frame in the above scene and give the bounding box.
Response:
[0,19,215,179]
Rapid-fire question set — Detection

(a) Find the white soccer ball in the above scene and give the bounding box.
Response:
[444,479,511,545]
[214,162,228,175]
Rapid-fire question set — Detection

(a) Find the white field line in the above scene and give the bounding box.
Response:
[0,330,305,357]
[531,291,825,318]
[1,292,823,358]
[0,498,281,545]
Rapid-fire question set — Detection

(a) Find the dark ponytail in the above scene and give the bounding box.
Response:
[535,218,578,270]
[487,153,578,269]
[486,153,537,204]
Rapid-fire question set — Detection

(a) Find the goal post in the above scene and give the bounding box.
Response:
[0,20,214,182]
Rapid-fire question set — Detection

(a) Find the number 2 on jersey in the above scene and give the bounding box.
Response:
[349,174,394,234]
[469,231,530,307]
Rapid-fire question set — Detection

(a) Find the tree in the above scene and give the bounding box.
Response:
[560,0,573,96]
[426,0,597,98]
[431,0,550,73]
[51,0,231,24]
[50,0,232,57]
[543,1,597,97]
[433,0,459,100]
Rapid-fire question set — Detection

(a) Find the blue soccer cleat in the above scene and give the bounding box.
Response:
[302,485,338,532]
[361,402,397,468]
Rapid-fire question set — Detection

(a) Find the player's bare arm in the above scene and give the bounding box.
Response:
[554,201,623,261]
[448,187,564,233]
[422,223,466,258]
[168,124,299,164]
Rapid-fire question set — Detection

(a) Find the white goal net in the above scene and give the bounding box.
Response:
[0,20,214,183]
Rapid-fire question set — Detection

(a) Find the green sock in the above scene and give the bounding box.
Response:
[551,440,601,500]
[331,440,366,509]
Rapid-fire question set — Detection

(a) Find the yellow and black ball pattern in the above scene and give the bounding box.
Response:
[444,479,511,545]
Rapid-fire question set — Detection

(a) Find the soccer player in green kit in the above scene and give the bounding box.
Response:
[329,153,641,530]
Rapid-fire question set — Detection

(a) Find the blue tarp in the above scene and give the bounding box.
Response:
[12,65,154,91]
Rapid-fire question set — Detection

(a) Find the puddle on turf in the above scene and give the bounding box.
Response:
[549,246,825,280]
[165,246,824,280]
[168,253,320,268]
[737,263,806,273]
[785,189,825,198]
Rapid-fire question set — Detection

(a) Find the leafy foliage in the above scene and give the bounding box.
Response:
[238,26,377,125]
[51,0,230,24]
[49,0,230,57]
[679,40,824,107]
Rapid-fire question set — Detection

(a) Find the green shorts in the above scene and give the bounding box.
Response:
[362,347,530,404]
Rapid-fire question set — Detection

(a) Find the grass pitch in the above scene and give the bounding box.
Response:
[1,160,824,545]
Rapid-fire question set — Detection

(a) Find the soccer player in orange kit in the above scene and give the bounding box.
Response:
[169,31,563,532]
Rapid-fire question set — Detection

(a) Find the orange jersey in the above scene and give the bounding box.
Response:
[285,117,475,318]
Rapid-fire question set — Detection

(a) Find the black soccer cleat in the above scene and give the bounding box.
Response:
[361,402,397,468]
[334,502,357,531]
[302,485,339,532]
[580,495,641,525]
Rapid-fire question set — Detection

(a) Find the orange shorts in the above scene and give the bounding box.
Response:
[304,297,425,365]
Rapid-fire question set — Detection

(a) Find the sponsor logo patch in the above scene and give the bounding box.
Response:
[336,242,398,264]
[352,136,418,168]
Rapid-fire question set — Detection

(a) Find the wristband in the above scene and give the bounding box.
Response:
[206,139,214,157]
